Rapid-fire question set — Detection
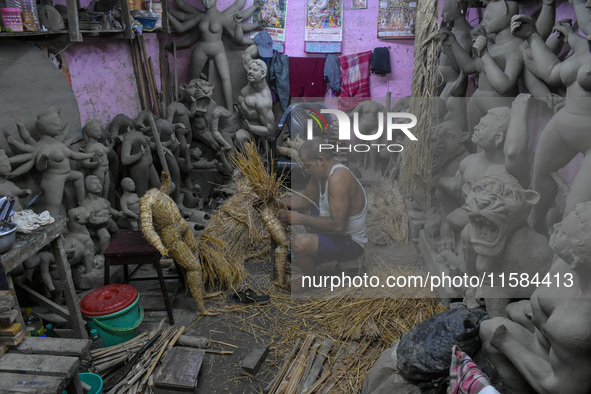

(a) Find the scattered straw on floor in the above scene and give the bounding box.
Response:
[366,178,410,245]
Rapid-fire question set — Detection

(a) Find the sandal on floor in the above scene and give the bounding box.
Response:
[227,287,270,305]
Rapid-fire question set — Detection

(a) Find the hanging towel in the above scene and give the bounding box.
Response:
[370,47,391,75]
[289,57,327,98]
[324,54,341,95]
[338,51,372,111]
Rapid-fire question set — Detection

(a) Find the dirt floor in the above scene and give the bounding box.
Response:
[123,239,443,393]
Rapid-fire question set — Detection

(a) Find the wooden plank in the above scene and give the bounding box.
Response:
[0,309,18,326]
[0,330,25,347]
[0,291,14,313]
[12,337,91,359]
[0,372,66,394]
[14,282,69,319]
[51,236,87,339]
[0,322,21,336]
[153,347,204,392]
[1,218,66,274]
[65,0,81,41]
[0,353,78,378]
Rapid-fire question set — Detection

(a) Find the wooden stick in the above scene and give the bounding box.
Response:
[209,339,237,348]
[301,339,333,392]
[148,56,161,115]
[138,34,160,116]
[302,369,331,394]
[264,338,301,394]
[138,326,184,389]
[204,349,233,355]
[297,339,321,394]
[280,335,316,394]
[130,39,149,111]
[173,42,178,102]
[158,35,169,109]
[147,112,169,174]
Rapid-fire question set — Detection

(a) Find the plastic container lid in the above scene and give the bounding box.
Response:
[80,284,139,317]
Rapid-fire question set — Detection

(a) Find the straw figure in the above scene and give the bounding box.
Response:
[199,141,288,287]
[140,172,215,315]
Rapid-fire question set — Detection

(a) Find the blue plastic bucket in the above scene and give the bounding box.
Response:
[79,373,103,394]
[83,297,143,347]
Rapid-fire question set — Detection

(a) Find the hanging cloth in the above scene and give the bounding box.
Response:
[324,54,341,95]
[338,51,372,111]
[289,57,327,98]
[370,47,391,75]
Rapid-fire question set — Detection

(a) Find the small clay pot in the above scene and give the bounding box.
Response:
[183,191,201,209]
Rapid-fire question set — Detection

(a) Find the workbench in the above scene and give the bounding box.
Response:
[0,217,88,339]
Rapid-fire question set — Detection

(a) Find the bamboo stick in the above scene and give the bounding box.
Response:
[276,334,316,394]
[301,339,333,392]
[138,34,160,116]
[264,338,302,394]
[297,339,321,394]
[147,112,169,174]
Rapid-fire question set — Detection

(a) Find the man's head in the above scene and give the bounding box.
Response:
[121,177,135,193]
[85,175,102,195]
[431,121,469,172]
[472,106,510,150]
[247,59,268,82]
[298,138,335,180]
[550,202,591,270]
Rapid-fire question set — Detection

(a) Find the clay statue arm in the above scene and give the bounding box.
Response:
[120,197,139,219]
[490,325,558,394]
[535,0,556,40]
[7,154,36,177]
[447,35,481,75]
[120,136,144,165]
[512,16,562,86]
[6,136,35,153]
[242,44,259,71]
[238,1,261,20]
[222,0,248,16]
[68,149,95,162]
[241,22,265,33]
[438,168,464,201]
[173,0,200,15]
[168,12,202,33]
[210,107,233,150]
[504,93,531,187]
[476,35,523,95]
[15,120,37,146]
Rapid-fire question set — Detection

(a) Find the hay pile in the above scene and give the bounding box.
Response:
[366,178,410,245]
[198,141,286,290]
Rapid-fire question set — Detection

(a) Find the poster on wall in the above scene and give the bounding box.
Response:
[351,0,367,9]
[305,0,343,53]
[377,0,416,39]
[251,0,288,52]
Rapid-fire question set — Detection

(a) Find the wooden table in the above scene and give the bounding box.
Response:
[0,217,88,339]
[0,336,91,394]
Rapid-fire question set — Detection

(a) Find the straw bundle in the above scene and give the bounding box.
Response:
[198,141,287,290]
[399,0,440,196]
[366,179,410,245]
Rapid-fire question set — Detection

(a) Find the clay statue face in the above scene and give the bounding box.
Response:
[85,176,103,195]
[466,175,540,257]
[482,1,510,34]
[37,110,62,137]
[247,60,267,82]
[69,207,90,225]
[121,177,136,192]
[431,121,468,172]
[191,147,203,160]
[550,217,578,267]
[472,109,508,150]
[441,0,459,23]
[84,120,102,139]
[203,0,217,9]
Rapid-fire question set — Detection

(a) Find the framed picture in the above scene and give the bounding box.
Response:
[351,0,367,9]
[377,0,416,39]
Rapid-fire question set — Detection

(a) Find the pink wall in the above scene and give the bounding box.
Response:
[61,0,416,127]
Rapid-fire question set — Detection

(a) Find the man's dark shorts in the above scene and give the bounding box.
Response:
[315,233,364,263]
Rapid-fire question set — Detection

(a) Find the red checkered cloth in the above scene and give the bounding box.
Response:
[450,345,500,394]
[338,51,372,111]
